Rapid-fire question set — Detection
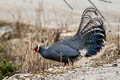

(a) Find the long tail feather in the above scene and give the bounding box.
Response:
[77,7,106,57]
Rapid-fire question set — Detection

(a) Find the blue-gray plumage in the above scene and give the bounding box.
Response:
[34,7,106,65]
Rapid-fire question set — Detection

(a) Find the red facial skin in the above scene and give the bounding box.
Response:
[34,47,38,52]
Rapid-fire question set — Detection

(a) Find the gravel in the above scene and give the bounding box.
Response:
[3,61,120,80]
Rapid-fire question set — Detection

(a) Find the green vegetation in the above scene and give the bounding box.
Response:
[0,59,17,79]
[0,44,18,79]
[0,45,6,53]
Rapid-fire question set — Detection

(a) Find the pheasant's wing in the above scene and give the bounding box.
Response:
[75,7,106,57]
[53,44,79,58]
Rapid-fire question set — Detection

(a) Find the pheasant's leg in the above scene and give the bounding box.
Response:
[64,63,67,66]
[70,59,75,67]
[68,62,70,66]
[71,61,75,69]
[72,62,74,67]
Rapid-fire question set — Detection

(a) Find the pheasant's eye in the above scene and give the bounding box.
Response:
[34,47,38,52]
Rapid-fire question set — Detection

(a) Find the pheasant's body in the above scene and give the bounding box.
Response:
[34,7,106,65]
[44,37,83,63]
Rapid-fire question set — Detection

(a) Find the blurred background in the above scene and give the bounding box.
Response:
[0,0,120,79]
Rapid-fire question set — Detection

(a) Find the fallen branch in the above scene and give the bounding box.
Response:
[99,0,112,3]
[118,18,120,49]
[63,0,74,10]
[88,0,105,20]
[88,0,112,27]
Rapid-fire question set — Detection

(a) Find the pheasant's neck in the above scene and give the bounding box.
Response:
[38,46,47,58]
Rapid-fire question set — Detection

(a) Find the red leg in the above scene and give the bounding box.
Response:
[64,63,67,66]
[72,62,74,67]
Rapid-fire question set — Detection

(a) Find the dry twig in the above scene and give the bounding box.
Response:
[63,0,74,10]
[88,0,112,28]
[117,18,120,49]
[99,0,112,3]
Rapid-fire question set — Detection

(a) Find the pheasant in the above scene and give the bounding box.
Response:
[34,7,106,66]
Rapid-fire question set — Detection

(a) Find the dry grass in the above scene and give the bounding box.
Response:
[0,1,73,73]
[0,20,119,73]
[0,0,119,74]
[2,25,68,73]
[89,30,120,67]
[90,43,119,67]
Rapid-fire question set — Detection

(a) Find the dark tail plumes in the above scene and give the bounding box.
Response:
[76,7,106,57]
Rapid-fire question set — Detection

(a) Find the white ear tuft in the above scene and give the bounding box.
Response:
[37,44,41,50]
[38,44,41,47]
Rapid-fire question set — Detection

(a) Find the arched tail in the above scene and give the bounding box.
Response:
[77,7,106,57]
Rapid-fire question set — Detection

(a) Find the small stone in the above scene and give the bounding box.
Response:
[24,74,31,77]
[116,71,119,74]
[19,74,24,78]
[112,64,118,67]
[14,74,20,79]
[41,77,45,80]
[25,78,30,80]
[48,68,54,71]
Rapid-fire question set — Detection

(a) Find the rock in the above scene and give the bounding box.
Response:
[14,74,21,79]
[0,25,12,35]
[0,25,13,40]
[36,75,41,79]
[41,77,45,80]
[112,64,118,67]
[48,68,54,71]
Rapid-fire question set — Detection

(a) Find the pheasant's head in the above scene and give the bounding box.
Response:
[34,44,47,58]
[34,44,41,52]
